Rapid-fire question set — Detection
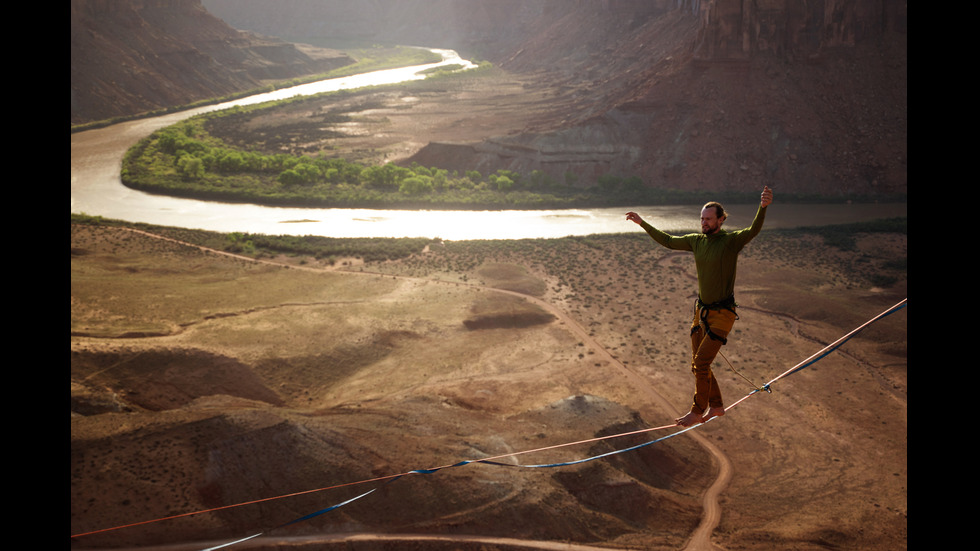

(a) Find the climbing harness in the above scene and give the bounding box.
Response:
[696,294,738,317]
[694,295,738,344]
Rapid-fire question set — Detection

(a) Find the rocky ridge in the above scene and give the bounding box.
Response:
[70,0,352,124]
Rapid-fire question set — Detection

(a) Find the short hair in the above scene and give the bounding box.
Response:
[702,201,726,219]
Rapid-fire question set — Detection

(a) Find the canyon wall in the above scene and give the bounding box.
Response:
[70,0,351,124]
[73,0,906,196]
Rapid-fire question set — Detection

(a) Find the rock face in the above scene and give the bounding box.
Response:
[73,0,906,196]
[402,1,906,196]
[690,0,907,60]
[70,0,352,124]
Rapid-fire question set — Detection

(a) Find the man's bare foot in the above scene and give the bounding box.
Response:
[703,406,726,422]
[675,411,703,427]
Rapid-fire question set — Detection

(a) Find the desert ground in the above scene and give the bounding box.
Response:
[71,217,906,550]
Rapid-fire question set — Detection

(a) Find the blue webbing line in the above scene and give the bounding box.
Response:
[278,486,384,528]
[771,299,907,383]
[201,428,697,550]
[476,425,699,469]
[202,486,388,549]
[207,298,907,550]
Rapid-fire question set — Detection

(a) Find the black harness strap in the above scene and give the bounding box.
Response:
[693,295,739,345]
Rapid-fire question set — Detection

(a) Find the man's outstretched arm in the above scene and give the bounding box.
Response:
[743,185,774,240]
[626,211,691,250]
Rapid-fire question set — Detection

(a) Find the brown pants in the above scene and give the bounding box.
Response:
[689,305,736,414]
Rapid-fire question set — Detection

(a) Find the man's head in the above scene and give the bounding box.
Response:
[700,202,726,235]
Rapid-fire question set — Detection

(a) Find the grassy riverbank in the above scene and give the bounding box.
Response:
[118,66,664,211]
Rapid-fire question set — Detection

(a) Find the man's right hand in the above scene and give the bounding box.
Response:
[626,212,644,225]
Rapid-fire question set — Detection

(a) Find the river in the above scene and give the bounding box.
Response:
[70,49,906,240]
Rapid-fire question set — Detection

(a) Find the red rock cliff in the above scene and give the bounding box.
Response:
[70,0,351,124]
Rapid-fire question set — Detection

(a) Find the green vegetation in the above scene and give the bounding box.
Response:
[321,46,441,78]
[416,63,471,78]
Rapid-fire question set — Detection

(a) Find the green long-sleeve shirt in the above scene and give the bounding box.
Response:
[640,206,767,305]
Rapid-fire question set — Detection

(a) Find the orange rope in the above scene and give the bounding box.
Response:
[72,421,676,539]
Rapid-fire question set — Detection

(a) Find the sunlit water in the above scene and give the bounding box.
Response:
[70,49,905,240]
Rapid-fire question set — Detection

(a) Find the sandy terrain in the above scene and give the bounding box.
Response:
[71,219,906,550]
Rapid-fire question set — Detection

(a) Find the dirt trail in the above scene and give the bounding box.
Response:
[105,225,733,550]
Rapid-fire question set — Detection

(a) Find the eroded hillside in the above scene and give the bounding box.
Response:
[70,0,352,124]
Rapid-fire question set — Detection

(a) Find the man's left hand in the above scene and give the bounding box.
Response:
[760,186,773,208]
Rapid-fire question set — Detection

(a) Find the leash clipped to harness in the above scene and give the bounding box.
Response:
[695,295,769,393]
[719,350,769,393]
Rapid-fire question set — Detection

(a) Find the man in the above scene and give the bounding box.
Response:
[626,186,773,427]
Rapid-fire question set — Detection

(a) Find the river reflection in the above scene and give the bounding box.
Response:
[70,49,905,240]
